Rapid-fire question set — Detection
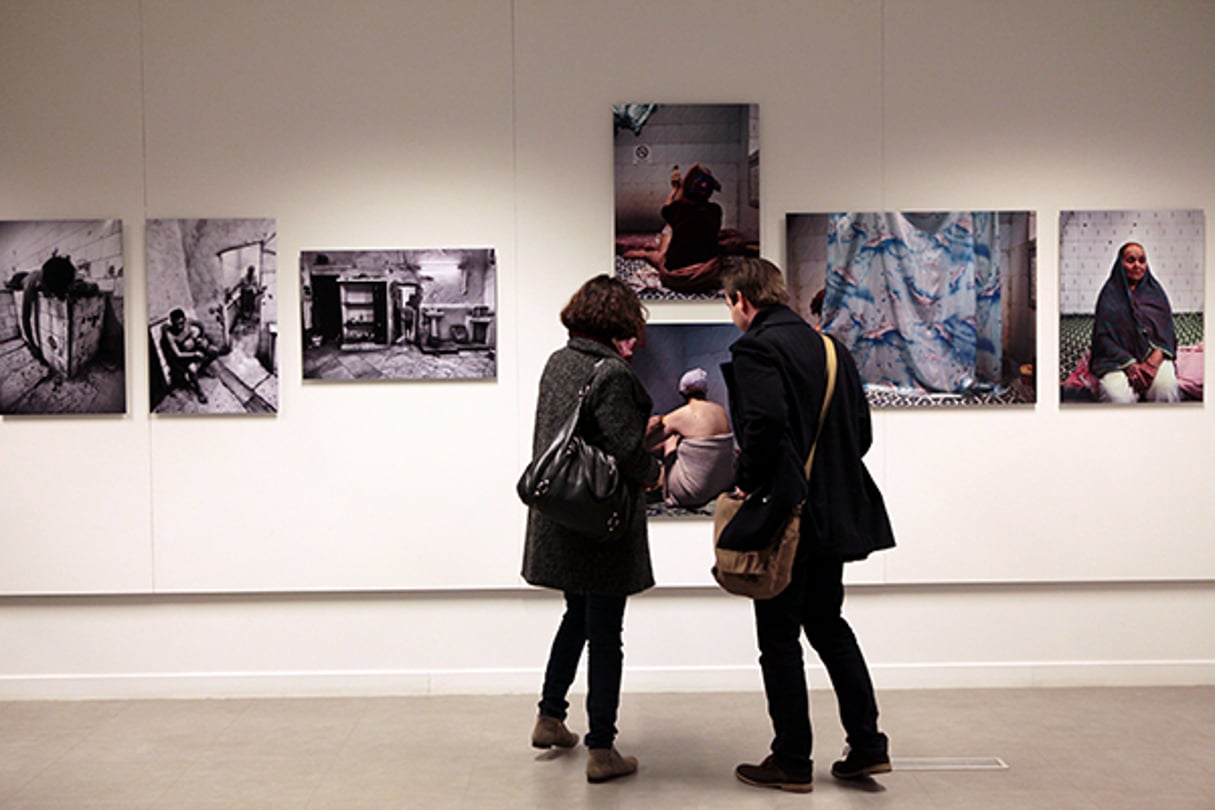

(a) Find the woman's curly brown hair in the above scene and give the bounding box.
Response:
[560,274,648,341]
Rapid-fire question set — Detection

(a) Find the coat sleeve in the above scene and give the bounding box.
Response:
[588,366,660,487]
[730,340,789,494]
[835,337,873,456]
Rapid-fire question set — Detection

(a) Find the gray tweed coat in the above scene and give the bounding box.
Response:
[521,337,660,596]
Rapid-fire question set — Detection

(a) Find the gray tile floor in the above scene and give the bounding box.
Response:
[1,687,1212,808]
[153,319,277,414]
[302,340,494,381]
[0,336,125,415]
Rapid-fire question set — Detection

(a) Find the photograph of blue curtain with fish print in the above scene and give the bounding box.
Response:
[822,211,1001,393]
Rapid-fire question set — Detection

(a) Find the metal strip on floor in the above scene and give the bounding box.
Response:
[892,756,1009,771]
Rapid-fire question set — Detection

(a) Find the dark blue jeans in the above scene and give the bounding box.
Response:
[538,592,627,750]
[753,557,887,774]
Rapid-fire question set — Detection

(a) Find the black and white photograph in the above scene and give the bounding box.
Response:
[787,211,1037,408]
[146,218,278,415]
[300,248,497,381]
[631,322,737,519]
[0,219,126,416]
[614,103,759,301]
[1059,209,1204,405]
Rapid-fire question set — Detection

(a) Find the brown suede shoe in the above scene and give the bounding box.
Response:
[586,747,638,783]
[531,715,578,749]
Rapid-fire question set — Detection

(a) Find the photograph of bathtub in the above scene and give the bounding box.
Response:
[300,247,496,381]
[614,103,760,301]
[0,219,126,415]
[146,218,279,415]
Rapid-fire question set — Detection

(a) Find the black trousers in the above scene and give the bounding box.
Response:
[753,556,887,774]
[538,591,627,750]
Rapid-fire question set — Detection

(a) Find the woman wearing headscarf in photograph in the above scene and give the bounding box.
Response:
[521,275,659,784]
[1090,242,1181,403]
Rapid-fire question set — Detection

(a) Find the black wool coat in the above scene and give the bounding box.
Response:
[722,305,894,562]
[521,337,660,596]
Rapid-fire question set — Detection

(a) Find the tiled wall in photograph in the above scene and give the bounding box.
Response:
[614,104,755,234]
[1058,209,1204,314]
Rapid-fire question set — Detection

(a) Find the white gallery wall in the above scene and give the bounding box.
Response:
[1,0,1213,698]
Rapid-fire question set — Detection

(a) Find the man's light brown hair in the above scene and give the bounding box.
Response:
[720,257,789,308]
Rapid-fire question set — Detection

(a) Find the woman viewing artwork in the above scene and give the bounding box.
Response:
[520,275,660,784]
[1091,242,1181,404]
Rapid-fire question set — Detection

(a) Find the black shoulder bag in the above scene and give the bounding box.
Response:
[517,360,631,542]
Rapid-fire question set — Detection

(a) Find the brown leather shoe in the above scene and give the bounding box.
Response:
[531,715,578,749]
[586,747,638,783]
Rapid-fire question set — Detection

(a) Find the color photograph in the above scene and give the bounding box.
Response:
[631,322,738,518]
[614,103,759,301]
[787,211,1037,407]
[300,248,496,381]
[0,219,126,416]
[146,218,278,415]
[1059,209,1204,405]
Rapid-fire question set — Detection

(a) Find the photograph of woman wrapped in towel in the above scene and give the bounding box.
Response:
[630,322,738,516]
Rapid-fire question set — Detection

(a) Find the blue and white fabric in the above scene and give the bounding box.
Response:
[822,211,1001,394]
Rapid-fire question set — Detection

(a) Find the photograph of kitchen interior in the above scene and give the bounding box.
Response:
[300,247,496,381]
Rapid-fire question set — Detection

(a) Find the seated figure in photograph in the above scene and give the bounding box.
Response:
[160,308,220,404]
[1091,242,1181,403]
[623,163,724,293]
[645,367,735,509]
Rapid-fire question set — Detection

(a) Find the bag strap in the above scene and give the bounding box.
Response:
[802,333,839,478]
[569,357,610,431]
[581,358,608,394]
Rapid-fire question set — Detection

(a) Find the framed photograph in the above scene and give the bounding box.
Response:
[300,247,496,381]
[614,103,759,301]
[0,219,126,416]
[631,322,738,518]
[1059,209,1204,405]
[146,218,278,415]
[787,211,1037,408]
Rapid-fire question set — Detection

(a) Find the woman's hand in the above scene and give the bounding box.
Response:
[1126,362,1157,393]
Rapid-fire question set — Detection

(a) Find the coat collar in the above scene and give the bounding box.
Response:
[747,304,801,333]
[567,335,621,360]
